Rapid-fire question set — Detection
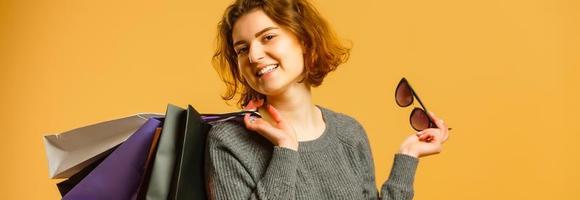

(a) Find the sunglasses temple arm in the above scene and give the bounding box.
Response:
[408,85,440,129]
[404,79,451,130]
[409,82,453,131]
[409,84,429,114]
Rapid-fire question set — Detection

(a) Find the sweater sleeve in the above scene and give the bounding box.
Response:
[380,154,419,200]
[205,124,300,200]
[356,122,419,200]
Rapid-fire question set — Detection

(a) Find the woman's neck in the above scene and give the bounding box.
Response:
[260,84,325,141]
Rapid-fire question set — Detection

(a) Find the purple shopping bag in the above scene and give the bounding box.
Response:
[63,117,163,200]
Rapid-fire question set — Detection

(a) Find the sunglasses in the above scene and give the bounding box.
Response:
[395,77,450,131]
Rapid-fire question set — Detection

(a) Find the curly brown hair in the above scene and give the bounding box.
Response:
[212,0,350,108]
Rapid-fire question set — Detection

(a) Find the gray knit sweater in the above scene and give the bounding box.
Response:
[204,106,419,200]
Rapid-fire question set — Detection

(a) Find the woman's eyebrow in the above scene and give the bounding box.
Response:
[233,26,280,47]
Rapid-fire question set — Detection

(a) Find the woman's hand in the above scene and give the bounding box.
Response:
[242,99,299,151]
[399,111,450,158]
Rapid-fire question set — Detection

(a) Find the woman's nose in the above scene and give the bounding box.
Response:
[248,44,265,63]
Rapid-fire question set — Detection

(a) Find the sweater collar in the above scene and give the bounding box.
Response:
[298,105,336,152]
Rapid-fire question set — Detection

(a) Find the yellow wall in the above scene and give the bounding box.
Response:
[1,0,578,199]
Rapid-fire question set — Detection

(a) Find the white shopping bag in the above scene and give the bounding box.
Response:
[43,113,163,179]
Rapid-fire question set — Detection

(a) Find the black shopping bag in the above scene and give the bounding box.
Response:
[144,104,260,200]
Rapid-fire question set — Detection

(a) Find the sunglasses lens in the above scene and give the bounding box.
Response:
[396,79,413,107]
[410,108,431,131]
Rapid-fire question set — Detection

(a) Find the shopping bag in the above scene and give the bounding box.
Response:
[145,104,260,200]
[169,105,212,200]
[56,144,118,196]
[44,113,163,179]
[133,127,163,200]
[63,117,163,200]
[145,104,187,200]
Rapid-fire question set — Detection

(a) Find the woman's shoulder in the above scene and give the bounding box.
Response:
[206,119,271,151]
[207,120,246,140]
[205,119,272,174]
[318,106,369,147]
[319,105,364,130]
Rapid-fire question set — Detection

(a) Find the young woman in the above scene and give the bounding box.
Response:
[205,0,450,199]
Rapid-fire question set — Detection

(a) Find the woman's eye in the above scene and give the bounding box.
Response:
[236,47,248,55]
[264,34,276,41]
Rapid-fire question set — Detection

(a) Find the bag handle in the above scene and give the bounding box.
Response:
[201,110,261,124]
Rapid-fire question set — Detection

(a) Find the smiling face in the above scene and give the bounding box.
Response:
[231,9,306,97]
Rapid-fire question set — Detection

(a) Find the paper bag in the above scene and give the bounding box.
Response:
[44,113,163,179]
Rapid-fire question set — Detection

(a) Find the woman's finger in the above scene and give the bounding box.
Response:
[429,112,443,129]
[253,99,264,107]
[243,102,256,111]
[436,119,449,143]
[439,120,449,143]
[243,99,264,111]
[420,128,445,142]
[244,113,267,131]
[244,114,279,137]
[418,133,433,142]
[266,104,294,131]
[243,113,256,129]
[266,104,284,124]
[428,111,439,121]
[429,111,448,135]
[416,131,424,136]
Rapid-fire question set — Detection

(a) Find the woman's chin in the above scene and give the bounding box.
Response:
[256,84,287,96]
[253,77,307,97]
[258,88,282,97]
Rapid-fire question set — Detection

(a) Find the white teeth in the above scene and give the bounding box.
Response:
[257,64,278,77]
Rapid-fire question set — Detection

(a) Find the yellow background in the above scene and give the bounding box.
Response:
[1,0,579,199]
